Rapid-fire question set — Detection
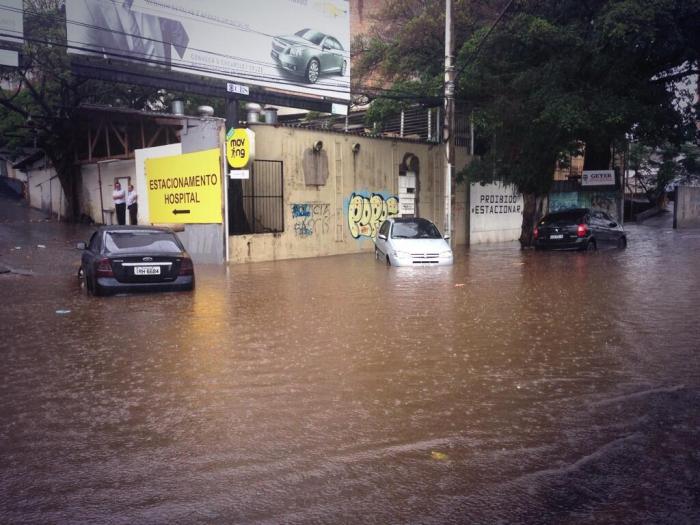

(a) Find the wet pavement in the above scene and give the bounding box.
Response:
[1,195,699,524]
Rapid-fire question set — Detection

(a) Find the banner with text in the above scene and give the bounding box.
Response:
[146,149,222,224]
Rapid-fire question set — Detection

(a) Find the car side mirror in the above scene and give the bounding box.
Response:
[378,234,387,241]
[322,44,331,51]
[609,222,617,228]
[76,242,87,250]
[444,234,451,241]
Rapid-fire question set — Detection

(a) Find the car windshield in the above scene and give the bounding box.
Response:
[294,29,325,45]
[391,220,442,239]
[540,211,585,225]
[105,231,182,254]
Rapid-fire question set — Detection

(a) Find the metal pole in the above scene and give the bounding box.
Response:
[470,111,475,156]
[97,162,105,225]
[444,0,455,242]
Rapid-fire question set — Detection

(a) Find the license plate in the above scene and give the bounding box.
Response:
[134,266,160,275]
[550,234,564,240]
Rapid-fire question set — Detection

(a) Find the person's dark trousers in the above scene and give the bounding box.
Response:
[115,203,126,225]
[128,204,138,225]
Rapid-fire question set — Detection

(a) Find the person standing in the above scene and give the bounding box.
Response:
[113,181,126,225]
[127,184,138,225]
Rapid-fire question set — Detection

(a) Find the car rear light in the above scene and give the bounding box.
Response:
[179,258,194,276]
[95,257,113,277]
[533,227,539,239]
[577,224,588,237]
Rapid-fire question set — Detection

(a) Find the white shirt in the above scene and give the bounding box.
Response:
[127,190,137,207]
[113,188,125,205]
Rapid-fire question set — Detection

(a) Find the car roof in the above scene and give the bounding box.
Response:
[386,217,435,224]
[546,208,589,216]
[96,225,175,234]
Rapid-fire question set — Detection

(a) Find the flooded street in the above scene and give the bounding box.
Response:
[2,195,700,524]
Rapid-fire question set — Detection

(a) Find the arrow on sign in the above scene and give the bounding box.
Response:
[172,209,191,215]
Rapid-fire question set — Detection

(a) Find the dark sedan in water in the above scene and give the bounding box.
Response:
[78,226,194,296]
[534,208,627,251]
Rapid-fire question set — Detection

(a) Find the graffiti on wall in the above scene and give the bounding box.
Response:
[347,192,399,239]
[549,191,619,220]
[291,202,331,237]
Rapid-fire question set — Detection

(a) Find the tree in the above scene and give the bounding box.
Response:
[353,0,700,246]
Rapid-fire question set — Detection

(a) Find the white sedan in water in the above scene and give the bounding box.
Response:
[374,217,453,266]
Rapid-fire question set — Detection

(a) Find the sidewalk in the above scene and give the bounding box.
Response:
[0,195,94,276]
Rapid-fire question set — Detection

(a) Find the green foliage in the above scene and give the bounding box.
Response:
[357,0,699,199]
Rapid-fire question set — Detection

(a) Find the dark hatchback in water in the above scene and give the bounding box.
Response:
[78,226,194,296]
[534,208,627,251]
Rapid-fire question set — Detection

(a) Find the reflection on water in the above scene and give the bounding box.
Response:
[1,219,699,523]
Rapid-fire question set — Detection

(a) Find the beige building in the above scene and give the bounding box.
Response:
[229,123,471,263]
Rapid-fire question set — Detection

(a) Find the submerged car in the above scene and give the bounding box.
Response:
[374,217,453,266]
[77,226,194,296]
[534,208,627,251]
[271,28,348,83]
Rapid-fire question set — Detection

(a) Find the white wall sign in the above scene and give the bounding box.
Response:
[229,170,250,180]
[582,170,615,186]
[470,182,523,244]
[66,0,350,101]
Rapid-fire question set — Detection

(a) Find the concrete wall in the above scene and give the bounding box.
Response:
[26,167,69,219]
[676,185,700,228]
[229,124,470,263]
[469,182,523,244]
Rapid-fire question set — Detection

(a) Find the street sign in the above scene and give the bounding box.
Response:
[226,128,255,169]
[145,149,222,224]
[226,83,250,96]
[582,170,615,186]
[331,103,348,116]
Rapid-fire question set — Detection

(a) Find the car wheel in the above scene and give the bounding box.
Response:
[617,236,627,249]
[341,60,347,76]
[305,58,320,83]
[385,255,391,266]
[585,239,597,252]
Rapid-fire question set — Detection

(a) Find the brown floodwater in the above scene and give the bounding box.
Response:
[1,196,699,524]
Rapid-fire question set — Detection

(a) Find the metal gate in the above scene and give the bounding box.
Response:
[229,160,284,235]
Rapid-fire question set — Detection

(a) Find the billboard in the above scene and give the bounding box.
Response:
[0,0,23,44]
[65,0,350,101]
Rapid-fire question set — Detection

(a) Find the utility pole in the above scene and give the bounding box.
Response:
[444,0,455,243]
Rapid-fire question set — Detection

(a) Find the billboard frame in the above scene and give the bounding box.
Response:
[71,58,344,114]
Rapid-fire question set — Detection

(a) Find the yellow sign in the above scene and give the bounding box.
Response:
[226,127,255,168]
[146,149,222,224]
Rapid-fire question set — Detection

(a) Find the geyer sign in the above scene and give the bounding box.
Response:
[582,170,615,186]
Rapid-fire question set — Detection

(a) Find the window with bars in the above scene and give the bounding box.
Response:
[229,160,284,235]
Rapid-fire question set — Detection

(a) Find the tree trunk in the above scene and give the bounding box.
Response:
[519,192,547,248]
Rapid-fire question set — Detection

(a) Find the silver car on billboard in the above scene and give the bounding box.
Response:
[271,28,348,84]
